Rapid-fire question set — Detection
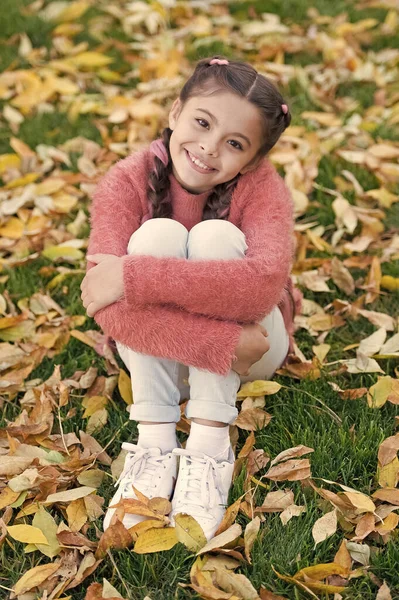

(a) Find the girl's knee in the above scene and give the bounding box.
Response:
[188,219,247,259]
[127,218,188,258]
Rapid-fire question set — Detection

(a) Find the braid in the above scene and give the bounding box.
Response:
[202,174,241,221]
[147,127,173,219]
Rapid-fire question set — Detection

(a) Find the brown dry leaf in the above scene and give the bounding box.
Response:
[372,488,399,505]
[378,434,399,466]
[214,498,242,536]
[244,516,261,563]
[265,459,311,481]
[85,581,127,600]
[334,539,352,571]
[44,486,96,504]
[96,520,132,559]
[312,508,337,547]
[331,257,355,295]
[214,568,260,599]
[234,408,272,431]
[270,445,314,467]
[376,581,393,600]
[111,498,163,520]
[13,562,60,595]
[197,523,242,556]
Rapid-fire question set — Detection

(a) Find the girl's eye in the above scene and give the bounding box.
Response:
[228,140,243,150]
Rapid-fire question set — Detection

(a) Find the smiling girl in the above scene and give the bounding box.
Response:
[80,56,300,541]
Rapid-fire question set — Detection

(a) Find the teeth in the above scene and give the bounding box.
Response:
[188,151,212,170]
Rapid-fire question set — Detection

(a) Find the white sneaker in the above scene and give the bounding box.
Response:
[103,442,177,530]
[170,447,235,541]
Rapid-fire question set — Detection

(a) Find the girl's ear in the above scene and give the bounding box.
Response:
[168,98,182,130]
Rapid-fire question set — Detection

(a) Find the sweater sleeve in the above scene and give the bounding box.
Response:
[123,165,294,323]
[94,301,242,376]
[86,156,243,376]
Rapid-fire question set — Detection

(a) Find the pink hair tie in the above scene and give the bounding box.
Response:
[149,139,169,166]
[209,58,229,66]
[281,104,288,114]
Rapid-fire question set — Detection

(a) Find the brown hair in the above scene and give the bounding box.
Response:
[148,55,291,221]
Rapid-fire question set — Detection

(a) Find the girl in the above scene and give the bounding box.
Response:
[80,56,300,541]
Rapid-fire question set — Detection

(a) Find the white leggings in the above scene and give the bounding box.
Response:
[116,218,289,425]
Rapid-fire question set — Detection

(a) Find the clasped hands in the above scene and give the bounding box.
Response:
[80,254,126,317]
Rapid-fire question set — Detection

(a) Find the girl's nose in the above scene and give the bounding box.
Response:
[200,142,218,156]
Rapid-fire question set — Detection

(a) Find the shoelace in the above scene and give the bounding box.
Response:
[116,442,169,497]
[172,449,224,520]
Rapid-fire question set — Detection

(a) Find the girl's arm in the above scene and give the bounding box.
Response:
[87,158,242,376]
[93,300,242,376]
[122,166,294,323]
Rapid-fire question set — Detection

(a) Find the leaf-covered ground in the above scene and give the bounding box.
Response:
[1,1,399,599]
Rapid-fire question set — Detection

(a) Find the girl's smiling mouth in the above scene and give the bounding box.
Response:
[185,149,217,173]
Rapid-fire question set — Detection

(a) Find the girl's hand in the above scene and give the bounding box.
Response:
[232,323,270,376]
[81,253,126,317]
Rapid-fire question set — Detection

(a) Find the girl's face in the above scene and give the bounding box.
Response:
[168,92,264,194]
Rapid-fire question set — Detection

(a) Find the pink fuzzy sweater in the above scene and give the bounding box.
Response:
[87,141,297,376]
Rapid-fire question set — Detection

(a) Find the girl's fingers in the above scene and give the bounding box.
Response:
[86,301,97,317]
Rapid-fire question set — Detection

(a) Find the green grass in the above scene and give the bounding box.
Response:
[1,0,399,599]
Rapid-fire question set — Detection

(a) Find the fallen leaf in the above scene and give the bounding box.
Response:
[7,524,49,545]
[133,527,178,554]
[13,562,60,595]
[174,513,207,552]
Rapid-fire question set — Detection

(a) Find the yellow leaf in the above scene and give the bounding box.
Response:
[237,380,281,398]
[381,275,399,291]
[34,178,66,195]
[0,217,24,239]
[129,519,166,540]
[294,561,349,581]
[13,563,60,595]
[7,524,49,545]
[70,329,97,348]
[378,456,399,487]
[4,172,39,189]
[0,486,20,510]
[86,408,108,434]
[366,188,398,209]
[56,0,90,22]
[67,498,88,532]
[42,246,83,261]
[118,369,133,405]
[367,377,393,408]
[174,513,207,552]
[134,527,178,554]
[0,153,21,174]
[68,51,113,70]
[82,395,108,418]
